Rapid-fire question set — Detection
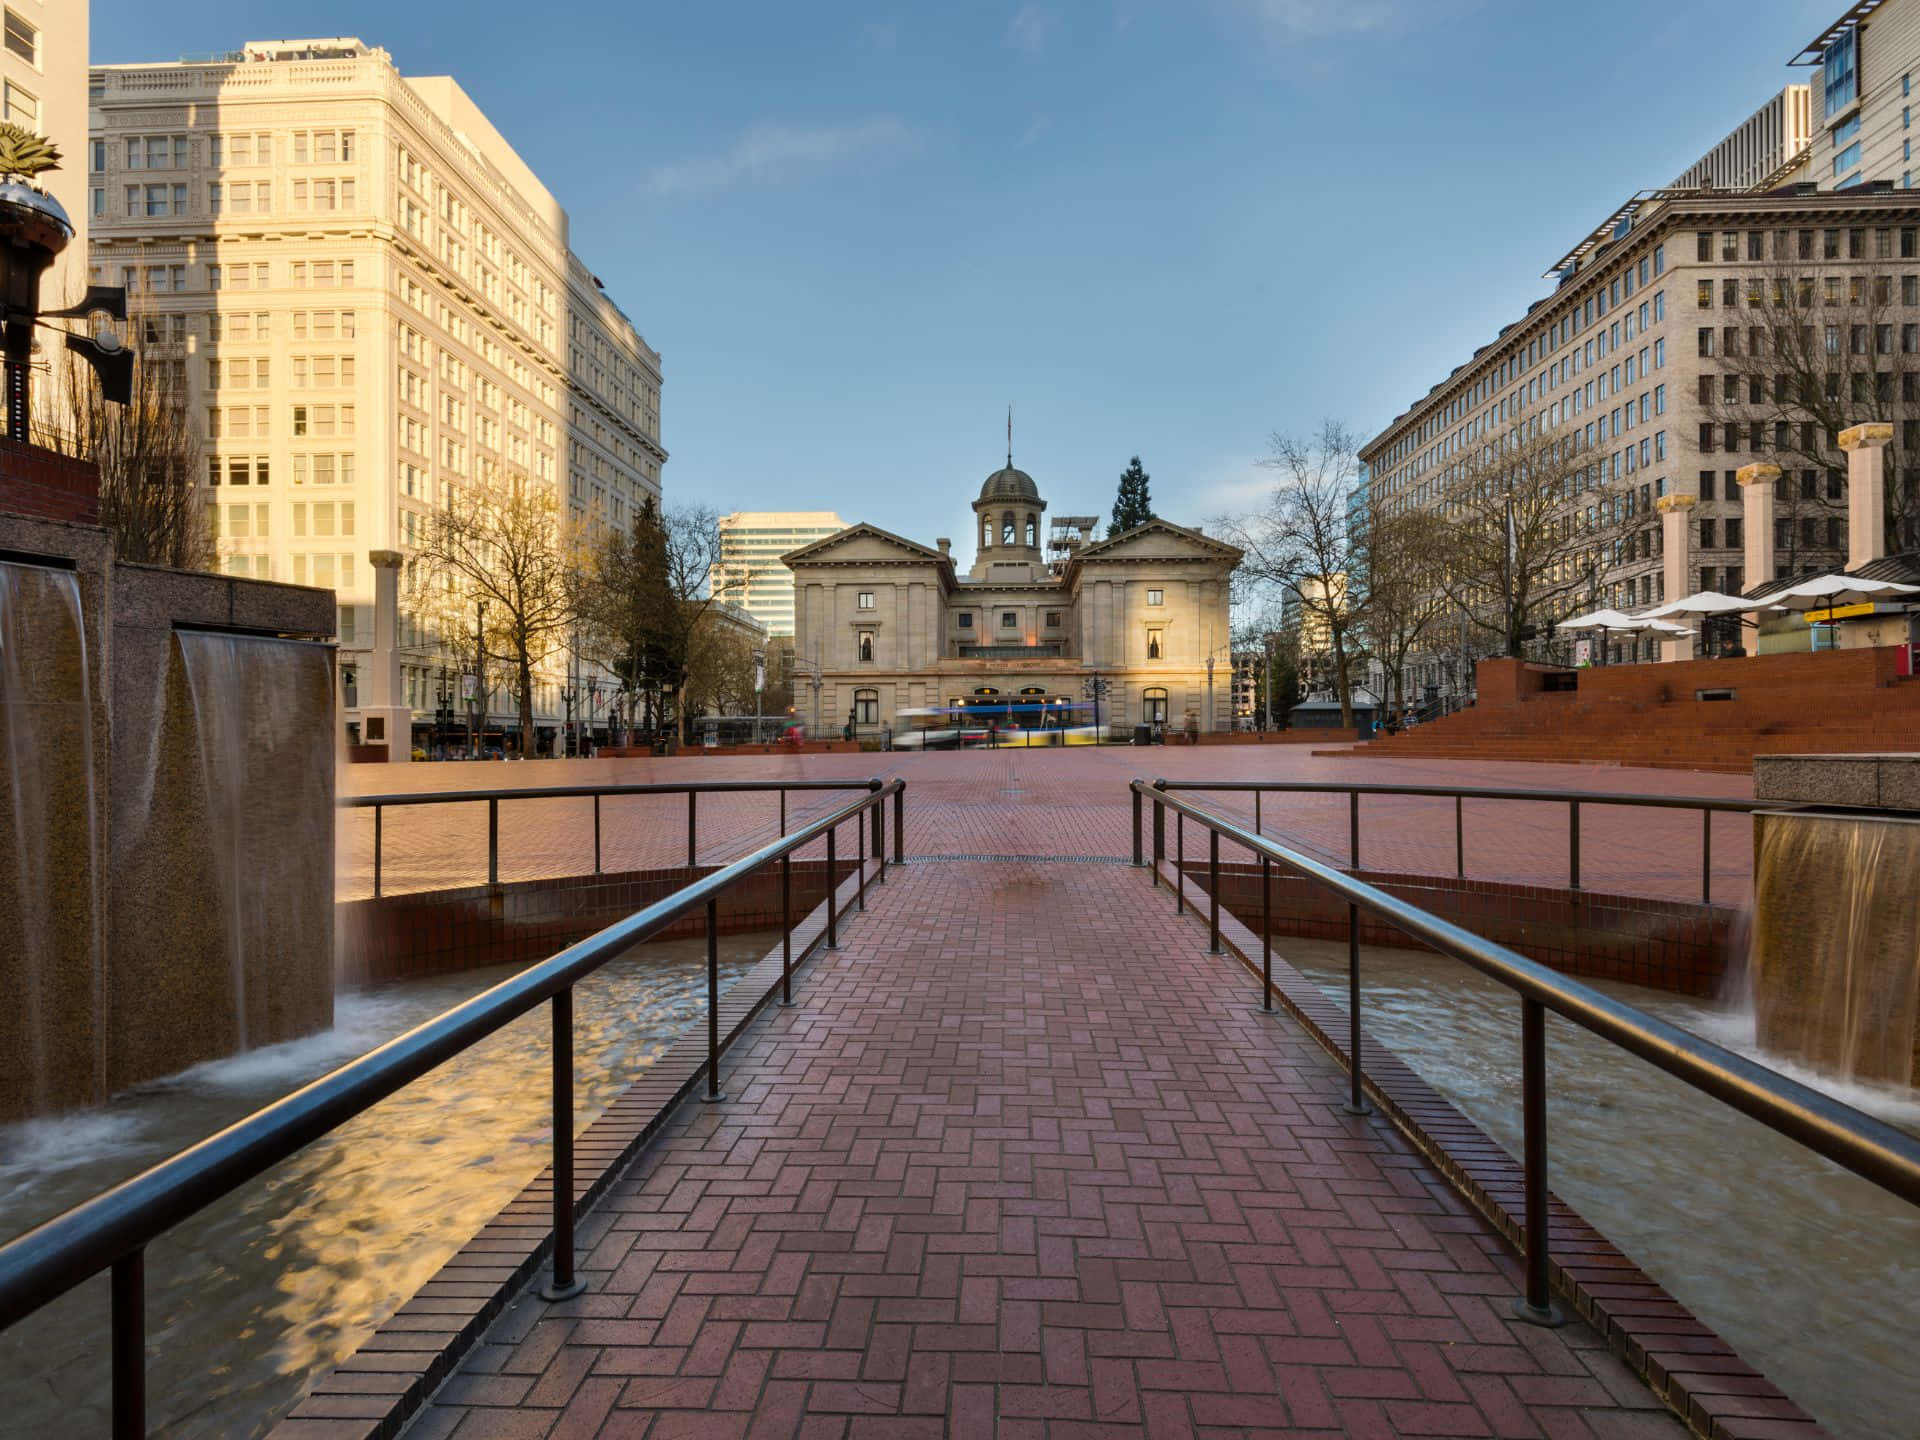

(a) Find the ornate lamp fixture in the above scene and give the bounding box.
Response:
[0,122,131,440]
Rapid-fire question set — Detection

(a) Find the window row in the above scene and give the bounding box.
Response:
[1696,226,1920,263]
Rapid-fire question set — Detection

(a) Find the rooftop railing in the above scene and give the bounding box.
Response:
[1129,778,1920,1327]
[0,778,906,1438]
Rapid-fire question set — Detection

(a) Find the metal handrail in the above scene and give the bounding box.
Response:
[1153,778,1766,903]
[0,778,907,1438]
[1131,778,1920,1327]
[342,779,888,896]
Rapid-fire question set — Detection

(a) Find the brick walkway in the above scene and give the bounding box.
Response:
[341,748,1754,904]
[404,855,1685,1439]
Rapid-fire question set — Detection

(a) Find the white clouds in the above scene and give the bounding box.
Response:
[1015,114,1051,149]
[1008,5,1049,55]
[645,117,918,197]
[1185,453,1273,519]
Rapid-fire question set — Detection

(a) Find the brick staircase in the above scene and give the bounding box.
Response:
[1358,648,1920,773]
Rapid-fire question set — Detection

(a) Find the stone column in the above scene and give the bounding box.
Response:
[364,549,410,762]
[1839,422,1893,570]
[1656,494,1697,663]
[1737,463,1780,642]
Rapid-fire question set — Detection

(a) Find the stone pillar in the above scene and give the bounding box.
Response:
[1839,422,1893,570]
[1738,463,1781,643]
[365,549,410,763]
[1656,494,1697,662]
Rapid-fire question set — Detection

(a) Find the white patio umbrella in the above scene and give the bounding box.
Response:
[1637,590,1781,620]
[1766,573,1920,611]
[1558,608,1691,634]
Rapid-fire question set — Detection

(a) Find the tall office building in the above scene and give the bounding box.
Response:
[6,0,87,427]
[714,510,845,636]
[88,39,665,748]
[1796,1,1920,190]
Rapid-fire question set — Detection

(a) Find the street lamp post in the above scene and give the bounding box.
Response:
[471,599,488,758]
[585,677,600,755]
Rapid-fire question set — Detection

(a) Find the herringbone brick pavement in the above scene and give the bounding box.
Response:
[407,856,1685,1438]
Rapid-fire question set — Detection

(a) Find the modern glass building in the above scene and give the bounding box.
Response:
[714,510,846,636]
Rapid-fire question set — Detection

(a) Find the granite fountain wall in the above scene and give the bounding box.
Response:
[0,484,336,1122]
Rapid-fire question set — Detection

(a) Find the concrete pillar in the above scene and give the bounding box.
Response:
[1839,422,1893,570]
[365,549,410,762]
[1656,493,1698,662]
[1737,463,1780,642]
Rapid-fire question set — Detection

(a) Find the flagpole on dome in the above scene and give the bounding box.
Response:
[1007,403,1013,467]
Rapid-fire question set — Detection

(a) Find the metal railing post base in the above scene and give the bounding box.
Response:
[540,1274,588,1303]
[1510,1296,1566,1329]
[701,1089,730,1104]
[1341,1093,1372,1118]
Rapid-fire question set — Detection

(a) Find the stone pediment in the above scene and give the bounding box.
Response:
[781,523,948,567]
[1074,519,1243,564]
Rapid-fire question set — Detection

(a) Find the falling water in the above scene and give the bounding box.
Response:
[0,561,102,1118]
[175,630,335,1053]
[1749,810,1920,1089]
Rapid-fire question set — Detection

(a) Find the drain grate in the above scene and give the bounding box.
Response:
[906,852,1131,865]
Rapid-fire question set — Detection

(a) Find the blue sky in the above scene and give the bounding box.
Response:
[97,0,1841,547]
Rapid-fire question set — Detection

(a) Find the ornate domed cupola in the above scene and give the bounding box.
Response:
[972,415,1046,571]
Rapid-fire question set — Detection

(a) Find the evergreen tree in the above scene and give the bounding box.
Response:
[1107,456,1154,536]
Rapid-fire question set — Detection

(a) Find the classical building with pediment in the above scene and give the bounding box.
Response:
[781,458,1242,739]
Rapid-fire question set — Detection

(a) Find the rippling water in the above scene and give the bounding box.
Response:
[1286,940,1920,1440]
[0,934,771,1439]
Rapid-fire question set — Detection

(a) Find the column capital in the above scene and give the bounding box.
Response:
[1656,493,1698,514]
[1736,463,1782,488]
[368,549,405,569]
[1837,422,1894,452]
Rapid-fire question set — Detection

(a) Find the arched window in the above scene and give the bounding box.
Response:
[857,631,874,662]
[853,688,878,725]
[1143,687,1169,724]
[1002,512,1015,544]
[982,516,992,548]
[1025,514,1037,546]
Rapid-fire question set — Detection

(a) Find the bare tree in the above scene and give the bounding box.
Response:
[35,324,211,570]
[1433,429,1598,658]
[1697,259,1920,569]
[683,614,760,721]
[1228,422,1368,726]
[417,470,573,756]
[1358,499,1448,719]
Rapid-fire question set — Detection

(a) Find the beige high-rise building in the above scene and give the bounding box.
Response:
[4,0,87,426]
[714,510,846,636]
[88,39,665,752]
[1795,0,1920,190]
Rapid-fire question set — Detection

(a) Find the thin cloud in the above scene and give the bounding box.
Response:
[645,117,918,197]
[1251,0,1400,34]
[1009,6,1048,55]
[1015,114,1051,149]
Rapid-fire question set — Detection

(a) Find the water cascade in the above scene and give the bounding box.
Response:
[1749,808,1920,1088]
[0,561,104,1118]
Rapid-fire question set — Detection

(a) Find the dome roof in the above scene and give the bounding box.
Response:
[979,464,1040,504]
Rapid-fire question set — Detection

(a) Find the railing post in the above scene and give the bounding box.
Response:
[111,1249,144,1440]
[372,804,383,899]
[687,790,698,870]
[779,788,787,837]
[1152,793,1164,887]
[876,796,887,882]
[893,783,905,864]
[1568,800,1581,891]
[857,813,868,911]
[1132,785,1144,866]
[704,898,726,1101]
[488,797,499,887]
[1454,794,1464,878]
[593,793,602,875]
[1513,996,1563,1326]
[541,986,586,1298]
[826,825,838,950]
[1208,829,1222,954]
[1175,811,1185,915]
[1260,854,1273,1011]
[1349,790,1360,871]
[780,852,794,1006]
[1254,789,1262,837]
[1701,808,1712,905]
[1344,902,1370,1116]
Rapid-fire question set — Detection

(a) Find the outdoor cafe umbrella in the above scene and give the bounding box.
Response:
[1763,573,1920,611]
[1637,590,1781,620]
[1557,608,1692,634]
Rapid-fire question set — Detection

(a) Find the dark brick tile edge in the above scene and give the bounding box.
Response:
[261,860,884,1440]
[1155,859,1831,1440]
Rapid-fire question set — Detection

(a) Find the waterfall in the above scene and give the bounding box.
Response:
[175,630,336,1054]
[0,561,103,1117]
[1749,810,1920,1089]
